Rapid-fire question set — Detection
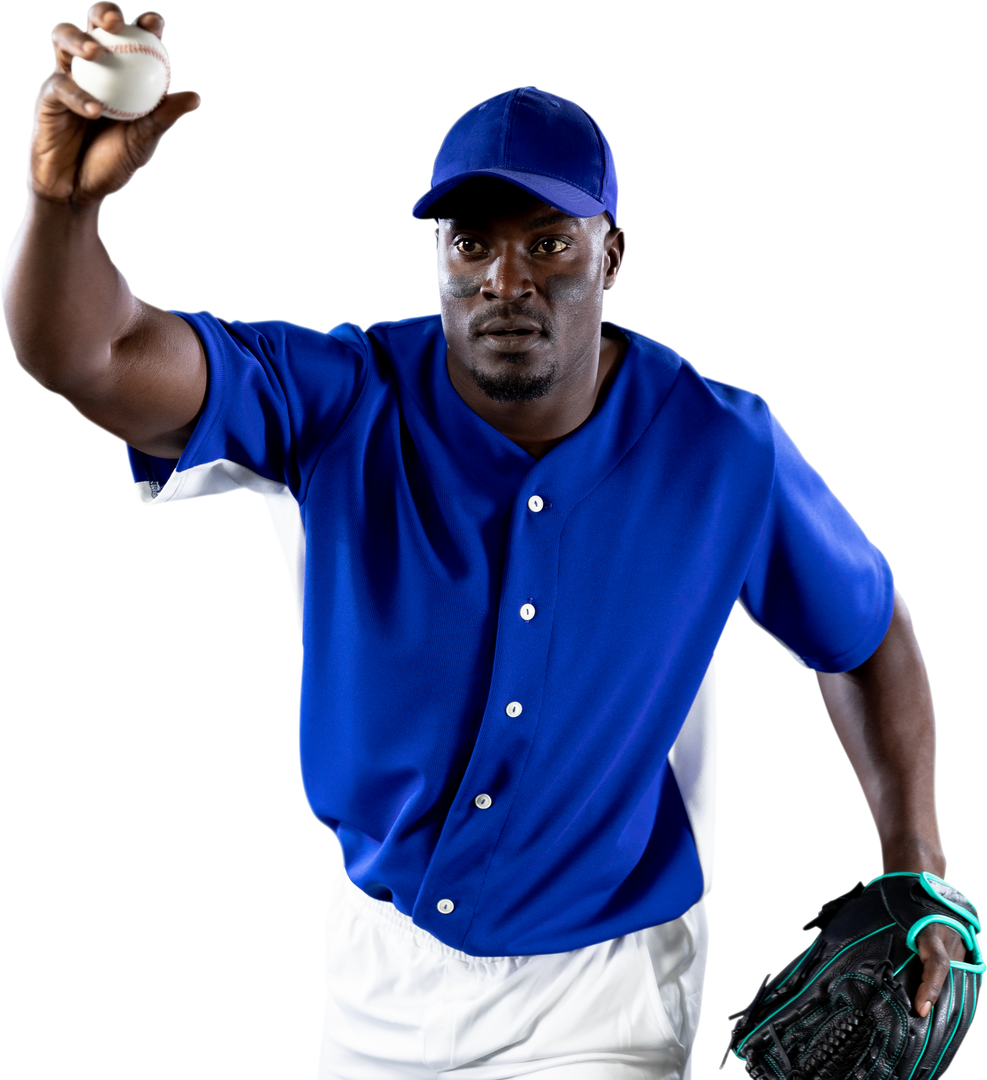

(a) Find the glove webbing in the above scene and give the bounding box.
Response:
[765,1021,801,1079]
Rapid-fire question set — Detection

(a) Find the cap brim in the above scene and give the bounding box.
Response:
[412,168,609,221]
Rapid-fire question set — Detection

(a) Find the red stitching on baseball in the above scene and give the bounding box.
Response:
[101,103,166,119]
[102,42,171,66]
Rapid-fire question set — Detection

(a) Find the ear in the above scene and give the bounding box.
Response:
[604,224,626,291]
[434,225,442,311]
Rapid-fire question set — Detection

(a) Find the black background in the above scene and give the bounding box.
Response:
[5,4,976,1075]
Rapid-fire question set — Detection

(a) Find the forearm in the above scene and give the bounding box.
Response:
[816,592,945,876]
[4,194,139,393]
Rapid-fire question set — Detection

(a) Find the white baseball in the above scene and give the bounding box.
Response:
[71,25,170,121]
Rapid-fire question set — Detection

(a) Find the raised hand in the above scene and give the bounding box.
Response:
[33,4,199,204]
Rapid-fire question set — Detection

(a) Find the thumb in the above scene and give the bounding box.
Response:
[116,89,203,180]
[144,91,201,130]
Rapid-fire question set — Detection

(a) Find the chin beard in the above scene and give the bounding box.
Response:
[469,357,557,403]
[472,370,555,403]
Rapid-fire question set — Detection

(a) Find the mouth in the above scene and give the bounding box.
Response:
[477,327,546,355]
[475,315,542,336]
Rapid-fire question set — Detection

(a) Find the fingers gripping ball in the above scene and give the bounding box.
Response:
[71,25,170,121]
[725,874,983,1080]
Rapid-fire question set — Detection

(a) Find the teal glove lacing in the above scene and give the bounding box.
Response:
[733,872,983,1068]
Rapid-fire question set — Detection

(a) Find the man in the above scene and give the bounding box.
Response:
[5,5,967,1078]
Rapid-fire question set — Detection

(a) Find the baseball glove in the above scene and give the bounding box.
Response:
[724,872,983,1080]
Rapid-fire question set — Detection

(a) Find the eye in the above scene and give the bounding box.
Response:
[535,238,570,254]
[454,238,487,255]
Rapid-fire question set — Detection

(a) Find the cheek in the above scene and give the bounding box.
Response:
[436,240,483,299]
[544,272,595,306]
[441,273,484,299]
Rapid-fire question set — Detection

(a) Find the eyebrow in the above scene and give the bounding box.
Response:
[526,211,584,230]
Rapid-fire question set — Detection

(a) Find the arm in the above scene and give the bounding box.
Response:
[817,590,966,1016]
[4,3,204,459]
[8,198,205,458]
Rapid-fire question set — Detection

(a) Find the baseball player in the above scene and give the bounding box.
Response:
[5,6,972,1079]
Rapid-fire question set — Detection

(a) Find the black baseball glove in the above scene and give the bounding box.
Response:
[725,872,983,1080]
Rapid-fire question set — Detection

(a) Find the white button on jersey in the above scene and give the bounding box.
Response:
[520,603,536,621]
[437,899,455,914]
[474,793,493,809]
[506,701,523,717]
[527,495,544,512]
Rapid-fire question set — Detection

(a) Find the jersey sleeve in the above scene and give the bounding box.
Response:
[127,311,371,503]
[740,413,895,673]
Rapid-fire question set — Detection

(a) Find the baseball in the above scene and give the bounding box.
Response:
[71,25,170,121]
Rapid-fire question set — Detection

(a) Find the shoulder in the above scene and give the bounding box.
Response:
[174,311,377,373]
[364,313,444,357]
[616,324,775,454]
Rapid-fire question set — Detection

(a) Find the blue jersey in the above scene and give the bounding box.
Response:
[129,314,893,956]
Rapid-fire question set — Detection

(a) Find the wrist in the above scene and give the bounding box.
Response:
[26,185,103,214]
[881,839,946,878]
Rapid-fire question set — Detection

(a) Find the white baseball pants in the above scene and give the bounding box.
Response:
[318,866,707,1079]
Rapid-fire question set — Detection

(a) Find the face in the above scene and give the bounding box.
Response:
[435,179,623,403]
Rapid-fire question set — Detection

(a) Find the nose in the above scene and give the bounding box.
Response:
[482,249,534,302]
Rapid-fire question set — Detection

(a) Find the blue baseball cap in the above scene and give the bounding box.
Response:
[413,87,618,226]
